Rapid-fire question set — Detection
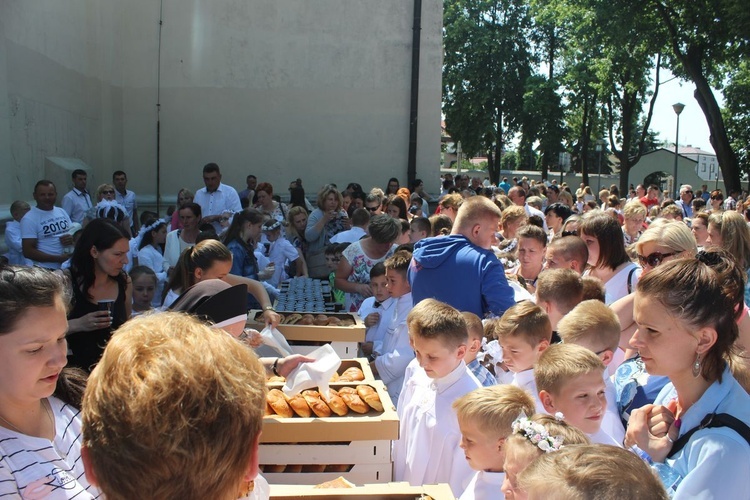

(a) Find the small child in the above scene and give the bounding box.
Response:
[393,298,481,496]
[262,219,303,287]
[535,343,620,446]
[534,268,583,332]
[461,312,497,387]
[501,413,589,499]
[357,262,394,357]
[409,217,431,243]
[581,275,606,302]
[5,201,31,266]
[485,301,551,412]
[517,444,668,500]
[453,385,535,500]
[325,243,345,305]
[557,300,626,444]
[371,250,414,403]
[130,266,157,317]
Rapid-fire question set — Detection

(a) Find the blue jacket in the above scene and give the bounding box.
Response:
[408,234,514,318]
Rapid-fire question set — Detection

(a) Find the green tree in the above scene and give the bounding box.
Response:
[443,0,535,184]
[723,61,750,180]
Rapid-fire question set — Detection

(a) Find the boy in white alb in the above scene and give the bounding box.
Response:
[535,343,622,446]
[393,299,482,496]
[4,201,31,265]
[557,300,626,444]
[358,262,394,358]
[261,220,303,287]
[485,301,551,413]
[371,251,414,404]
[453,385,535,500]
[20,181,74,269]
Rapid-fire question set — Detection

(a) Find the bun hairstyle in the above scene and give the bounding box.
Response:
[636,248,745,382]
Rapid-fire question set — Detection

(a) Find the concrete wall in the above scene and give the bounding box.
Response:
[629,149,726,195]
[0,0,443,216]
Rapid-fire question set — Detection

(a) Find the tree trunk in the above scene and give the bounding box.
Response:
[580,97,592,186]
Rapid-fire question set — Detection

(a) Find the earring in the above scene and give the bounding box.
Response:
[692,355,701,378]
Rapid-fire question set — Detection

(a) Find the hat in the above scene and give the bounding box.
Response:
[169,279,247,329]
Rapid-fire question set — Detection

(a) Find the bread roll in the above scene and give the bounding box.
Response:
[338,367,365,382]
[263,464,287,473]
[267,375,286,383]
[277,314,287,324]
[286,394,313,418]
[357,384,384,412]
[338,387,369,414]
[329,372,340,382]
[302,390,332,418]
[321,388,349,416]
[340,319,355,326]
[266,389,294,418]
[327,316,342,326]
[285,464,303,473]
[286,313,303,325]
[314,476,355,489]
[299,314,315,325]
[314,314,329,326]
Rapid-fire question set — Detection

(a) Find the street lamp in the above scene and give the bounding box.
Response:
[672,103,685,198]
[595,139,605,194]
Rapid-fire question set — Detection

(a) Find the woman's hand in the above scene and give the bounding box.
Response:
[276,354,316,378]
[262,309,281,328]
[69,311,112,333]
[648,401,677,437]
[325,210,338,223]
[624,404,678,463]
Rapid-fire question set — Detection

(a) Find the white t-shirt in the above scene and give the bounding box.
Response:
[459,470,505,500]
[20,207,72,269]
[0,397,100,499]
[266,238,300,287]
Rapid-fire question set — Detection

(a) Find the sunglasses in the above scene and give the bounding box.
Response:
[637,251,677,268]
[711,196,723,200]
[561,230,578,237]
[365,206,379,212]
[102,190,115,195]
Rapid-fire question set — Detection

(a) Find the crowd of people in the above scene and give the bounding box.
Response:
[2,166,750,498]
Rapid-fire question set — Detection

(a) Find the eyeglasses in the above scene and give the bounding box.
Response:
[102,190,115,195]
[637,251,677,268]
[684,190,693,194]
[711,196,723,200]
[561,230,578,237]
[365,206,379,212]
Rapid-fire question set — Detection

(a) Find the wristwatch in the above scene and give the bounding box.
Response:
[263,305,275,312]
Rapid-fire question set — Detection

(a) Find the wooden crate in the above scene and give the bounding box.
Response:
[269,482,456,499]
[262,462,392,486]
[260,440,391,466]
[248,310,366,343]
[267,359,375,383]
[261,381,398,444]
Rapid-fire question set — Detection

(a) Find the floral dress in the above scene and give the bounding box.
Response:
[342,241,396,312]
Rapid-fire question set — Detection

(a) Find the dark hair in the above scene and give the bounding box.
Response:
[130,265,157,283]
[178,202,202,219]
[370,261,386,279]
[167,240,233,294]
[71,169,87,179]
[544,202,573,222]
[289,186,308,210]
[387,195,408,220]
[385,177,400,194]
[351,208,370,227]
[0,265,69,334]
[222,208,264,253]
[70,218,130,300]
[411,179,424,192]
[34,179,55,192]
[410,217,431,235]
[517,224,548,246]
[202,163,220,175]
[112,170,126,180]
[637,249,744,382]
[580,212,630,270]
[368,214,401,244]
[138,218,168,251]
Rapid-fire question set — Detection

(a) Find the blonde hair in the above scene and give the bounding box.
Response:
[581,275,606,302]
[659,204,683,220]
[500,205,527,230]
[534,343,605,395]
[461,311,484,341]
[453,385,535,438]
[82,313,266,500]
[518,444,668,500]
[709,210,750,269]
[439,193,464,211]
[635,218,697,257]
[316,184,343,211]
[557,300,621,353]
[454,196,503,233]
[407,298,468,349]
[535,269,583,315]
[622,200,647,220]
[558,190,574,207]
[485,301,552,347]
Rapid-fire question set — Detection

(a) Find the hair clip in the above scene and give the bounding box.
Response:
[554,412,565,422]
[696,250,721,266]
[511,413,564,453]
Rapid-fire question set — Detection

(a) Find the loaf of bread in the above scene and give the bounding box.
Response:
[340,318,355,326]
[263,464,287,473]
[299,314,315,325]
[266,389,294,418]
[286,393,313,418]
[357,384,384,412]
[338,367,365,382]
[284,464,303,473]
[321,388,349,416]
[302,390,332,418]
[267,375,286,383]
[286,313,303,325]
[337,387,370,414]
[313,314,329,326]
[326,316,342,326]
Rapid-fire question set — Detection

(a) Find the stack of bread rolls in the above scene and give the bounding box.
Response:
[262,312,356,327]
[265,384,383,418]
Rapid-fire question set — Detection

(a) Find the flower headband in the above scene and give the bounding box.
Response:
[141,218,166,235]
[511,414,564,453]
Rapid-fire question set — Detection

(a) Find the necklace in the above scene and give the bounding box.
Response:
[0,399,54,437]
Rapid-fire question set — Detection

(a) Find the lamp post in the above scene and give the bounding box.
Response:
[672,103,685,198]
[595,139,605,194]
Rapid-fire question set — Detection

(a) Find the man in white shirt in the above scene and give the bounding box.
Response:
[113,170,139,234]
[674,184,694,219]
[21,180,74,269]
[193,163,242,232]
[330,208,369,244]
[508,186,549,232]
[61,169,92,224]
